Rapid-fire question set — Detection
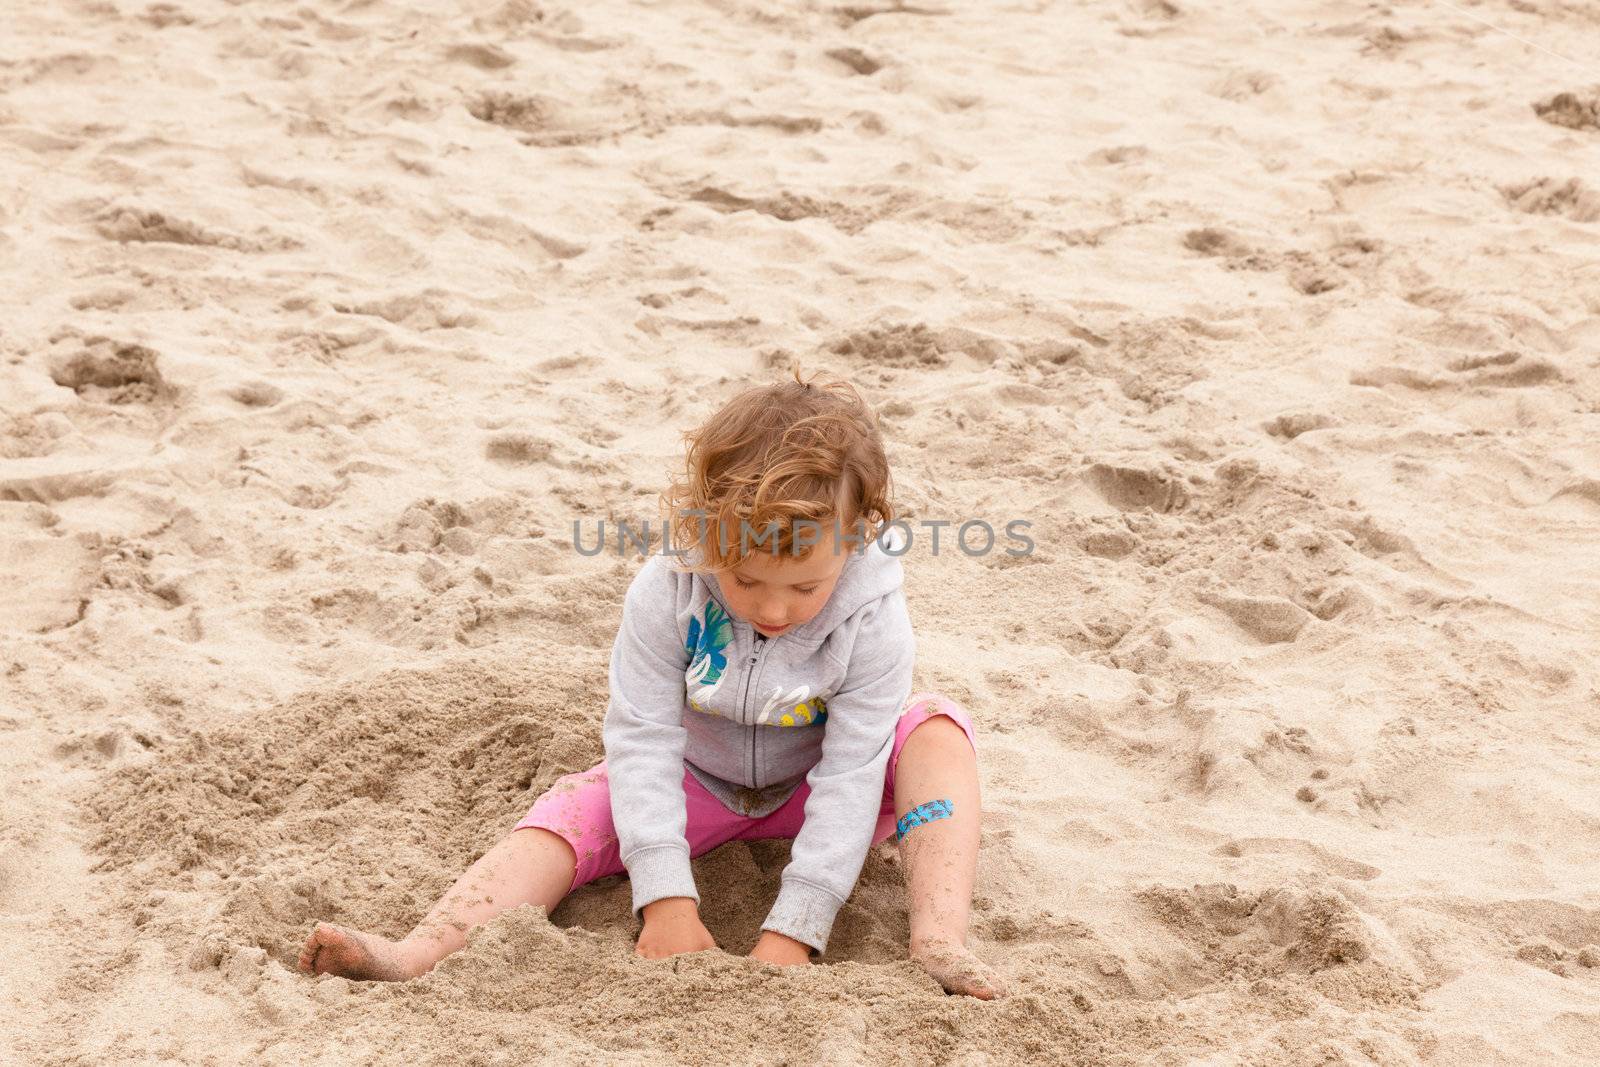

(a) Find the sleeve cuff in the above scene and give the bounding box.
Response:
[760,876,847,955]
[624,845,700,915]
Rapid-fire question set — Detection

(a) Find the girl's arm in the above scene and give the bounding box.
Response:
[601,557,702,924]
[757,591,917,956]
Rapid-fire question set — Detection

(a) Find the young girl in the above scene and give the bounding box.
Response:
[297,370,1005,999]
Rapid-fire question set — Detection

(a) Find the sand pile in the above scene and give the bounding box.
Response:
[82,657,1429,1066]
[88,659,605,962]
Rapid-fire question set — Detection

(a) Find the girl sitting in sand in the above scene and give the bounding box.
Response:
[297,370,1005,999]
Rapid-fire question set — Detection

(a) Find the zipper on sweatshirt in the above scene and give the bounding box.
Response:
[743,631,770,787]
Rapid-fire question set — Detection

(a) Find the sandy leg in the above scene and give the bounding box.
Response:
[297,826,577,982]
[894,714,1007,1000]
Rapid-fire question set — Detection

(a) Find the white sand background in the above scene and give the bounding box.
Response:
[3,0,1599,1063]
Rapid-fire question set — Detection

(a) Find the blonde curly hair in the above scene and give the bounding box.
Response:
[659,367,895,573]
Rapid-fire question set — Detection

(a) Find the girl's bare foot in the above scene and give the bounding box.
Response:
[911,936,1007,1000]
[298,922,424,982]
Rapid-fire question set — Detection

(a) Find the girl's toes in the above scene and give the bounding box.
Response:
[912,939,1007,1000]
[962,964,1007,1000]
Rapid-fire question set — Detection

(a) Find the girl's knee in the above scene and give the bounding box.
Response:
[902,715,977,771]
[907,711,972,746]
[510,824,576,861]
[903,694,977,754]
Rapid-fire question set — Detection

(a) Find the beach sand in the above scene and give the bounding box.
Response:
[3,0,1599,1063]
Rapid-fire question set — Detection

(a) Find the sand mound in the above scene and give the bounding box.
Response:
[89,658,607,962]
[79,657,1442,1064]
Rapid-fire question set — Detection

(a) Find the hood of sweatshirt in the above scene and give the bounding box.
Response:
[682,524,907,642]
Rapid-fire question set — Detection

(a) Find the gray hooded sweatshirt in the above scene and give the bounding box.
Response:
[600,529,915,954]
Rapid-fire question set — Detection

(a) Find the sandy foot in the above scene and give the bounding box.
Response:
[911,937,1007,1000]
[298,922,422,982]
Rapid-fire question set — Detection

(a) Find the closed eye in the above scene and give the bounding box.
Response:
[732,576,820,596]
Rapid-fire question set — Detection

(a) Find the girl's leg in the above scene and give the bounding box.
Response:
[298,758,750,981]
[891,701,1006,999]
[298,827,576,981]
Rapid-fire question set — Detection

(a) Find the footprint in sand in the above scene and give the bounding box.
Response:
[1359,26,1417,57]
[49,338,175,405]
[394,499,473,553]
[1135,0,1182,19]
[1500,178,1600,223]
[828,323,948,368]
[687,185,839,227]
[484,433,556,467]
[1545,478,1600,512]
[66,287,137,312]
[1195,590,1312,644]
[1446,351,1565,388]
[227,381,284,408]
[444,43,517,70]
[1080,528,1139,560]
[467,91,635,147]
[139,4,194,29]
[1084,462,1189,514]
[1262,411,1337,440]
[1284,252,1341,296]
[1534,88,1600,132]
[1117,0,1183,36]
[824,47,883,76]
[1182,227,1252,258]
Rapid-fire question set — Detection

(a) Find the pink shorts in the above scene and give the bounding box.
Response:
[514,691,977,892]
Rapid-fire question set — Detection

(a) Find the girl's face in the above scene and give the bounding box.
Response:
[714,530,852,637]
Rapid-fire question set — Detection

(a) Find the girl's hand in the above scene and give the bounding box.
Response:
[636,897,718,959]
[750,930,812,967]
